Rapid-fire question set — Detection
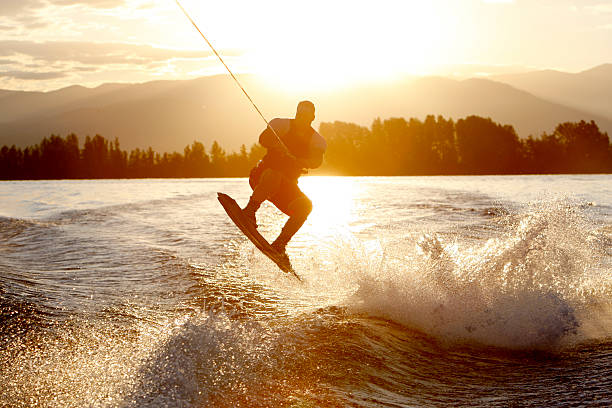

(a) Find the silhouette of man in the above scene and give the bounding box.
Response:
[243,100,326,260]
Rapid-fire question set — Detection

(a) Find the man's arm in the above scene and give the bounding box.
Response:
[297,131,326,169]
[297,148,324,169]
[258,127,280,150]
[259,119,293,157]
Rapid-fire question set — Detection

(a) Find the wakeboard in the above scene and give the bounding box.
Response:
[217,192,301,281]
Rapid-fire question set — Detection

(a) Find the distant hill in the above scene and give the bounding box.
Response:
[0,90,18,100]
[321,76,612,140]
[0,77,270,152]
[1,74,611,152]
[493,64,612,120]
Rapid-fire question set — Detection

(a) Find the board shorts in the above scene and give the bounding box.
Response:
[249,165,307,216]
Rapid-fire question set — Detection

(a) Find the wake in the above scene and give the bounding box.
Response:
[330,200,612,349]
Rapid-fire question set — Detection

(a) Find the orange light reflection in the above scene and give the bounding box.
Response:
[298,176,359,242]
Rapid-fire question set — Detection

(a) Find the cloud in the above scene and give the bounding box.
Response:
[0,0,126,21]
[0,70,67,80]
[0,0,126,14]
[0,40,225,66]
[0,40,242,87]
[12,14,50,30]
[0,0,43,15]
[49,0,126,7]
[586,3,612,14]
[73,66,100,72]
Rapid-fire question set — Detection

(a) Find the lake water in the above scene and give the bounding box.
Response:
[1,175,611,407]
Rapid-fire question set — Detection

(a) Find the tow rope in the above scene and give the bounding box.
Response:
[174,0,288,151]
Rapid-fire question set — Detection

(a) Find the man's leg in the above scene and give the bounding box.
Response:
[271,196,312,254]
[243,169,282,227]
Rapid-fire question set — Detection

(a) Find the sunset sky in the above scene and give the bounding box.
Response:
[0,0,610,91]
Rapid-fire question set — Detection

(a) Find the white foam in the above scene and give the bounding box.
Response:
[342,200,611,349]
[0,310,277,407]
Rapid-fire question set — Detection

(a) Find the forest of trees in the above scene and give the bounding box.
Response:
[0,135,266,180]
[321,116,611,175]
[0,115,610,180]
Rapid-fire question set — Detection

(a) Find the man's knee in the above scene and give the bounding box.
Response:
[289,196,312,219]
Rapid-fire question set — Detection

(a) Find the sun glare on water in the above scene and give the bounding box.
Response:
[298,177,360,240]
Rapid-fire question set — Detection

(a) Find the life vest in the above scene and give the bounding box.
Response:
[258,118,324,180]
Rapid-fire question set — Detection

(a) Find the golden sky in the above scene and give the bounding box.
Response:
[0,0,610,91]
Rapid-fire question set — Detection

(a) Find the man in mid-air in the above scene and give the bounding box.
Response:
[242,100,326,261]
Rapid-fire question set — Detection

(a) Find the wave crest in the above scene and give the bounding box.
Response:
[345,200,611,349]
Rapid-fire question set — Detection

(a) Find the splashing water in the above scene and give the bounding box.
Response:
[347,199,611,349]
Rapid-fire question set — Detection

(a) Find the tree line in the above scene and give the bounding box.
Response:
[0,115,610,180]
[0,134,266,180]
[320,116,611,175]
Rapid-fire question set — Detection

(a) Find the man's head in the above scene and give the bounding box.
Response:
[295,100,315,127]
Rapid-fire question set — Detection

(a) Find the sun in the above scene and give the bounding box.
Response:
[176,0,452,92]
[250,0,452,91]
[251,48,401,93]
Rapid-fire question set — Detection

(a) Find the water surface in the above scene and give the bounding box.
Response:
[1,175,610,407]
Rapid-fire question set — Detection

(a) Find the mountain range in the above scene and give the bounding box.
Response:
[493,64,612,120]
[0,65,610,152]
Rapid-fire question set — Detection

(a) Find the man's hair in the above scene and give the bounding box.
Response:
[297,100,315,113]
